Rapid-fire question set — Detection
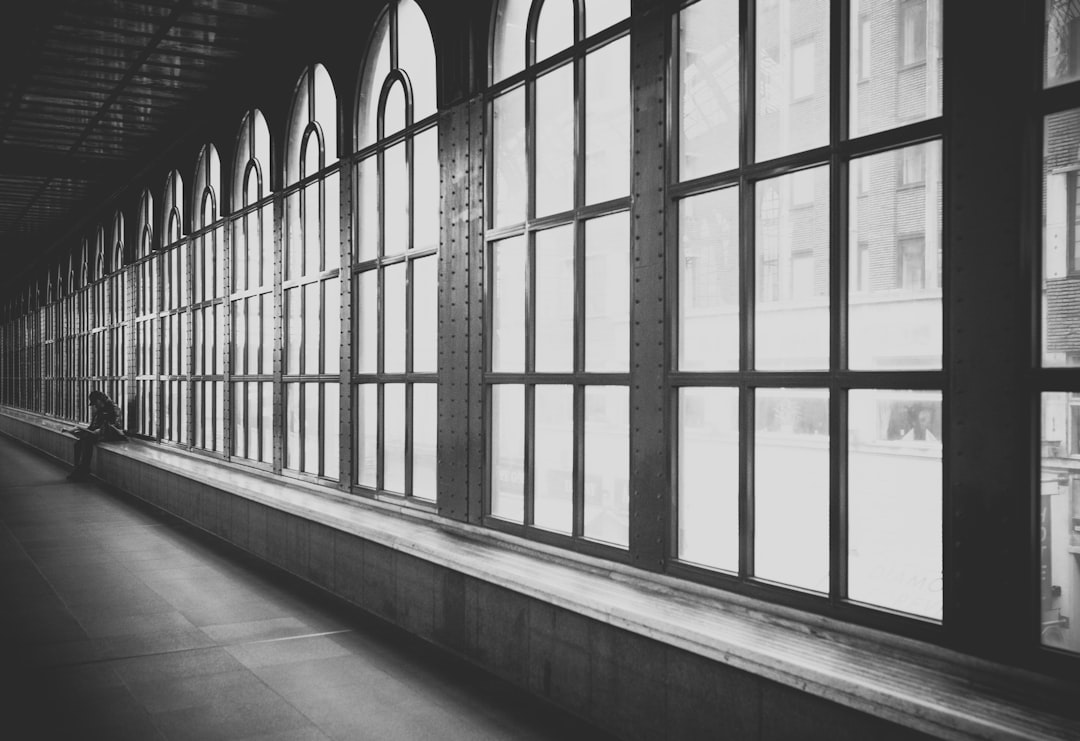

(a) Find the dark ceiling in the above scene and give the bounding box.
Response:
[0,0,293,296]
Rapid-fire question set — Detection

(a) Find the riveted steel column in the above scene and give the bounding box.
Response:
[628,0,669,572]
[339,163,354,491]
[946,0,1036,661]
[438,97,485,523]
[272,193,285,473]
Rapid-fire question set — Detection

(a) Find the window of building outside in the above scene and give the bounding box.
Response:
[229,110,274,467]
[489,0,632,546]
[283,64,341,482]
[354,0,439,502]
[675,0,942,619]
[898,235,926,290]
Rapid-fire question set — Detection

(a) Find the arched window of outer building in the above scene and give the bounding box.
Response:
[353,0,439,501]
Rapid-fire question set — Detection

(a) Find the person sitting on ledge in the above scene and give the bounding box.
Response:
[64,389,127,480]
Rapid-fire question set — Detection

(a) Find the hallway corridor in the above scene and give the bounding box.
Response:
[0,435,612,741]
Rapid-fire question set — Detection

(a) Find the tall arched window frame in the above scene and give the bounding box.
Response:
[191,144,225,454]
[284,64,341,481]
[487,0,633,547]
[134,188,159,438]
[161,169,188,445]
[104,211,127,419]
[353,0,439,501]
[90,225,108,406]
[229,109,274,467]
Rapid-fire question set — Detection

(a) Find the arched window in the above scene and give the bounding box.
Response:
[191,144,225,454]
[283,64,341,480]
[487,0,632,544]
[353,0,439,500]
[134,188,158,438]
[106,210,126,420]
[162,169,188,445]
[230,109,274,466]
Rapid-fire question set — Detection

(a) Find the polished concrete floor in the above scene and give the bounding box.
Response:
[0,435,615,741]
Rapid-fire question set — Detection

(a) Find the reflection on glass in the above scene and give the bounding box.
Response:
[849,390,941,619]
[492,237,526,372]
[585,213,629,372]
[413,383,437,501]
[304,282,320,373]
[493,0,530,82]
[678,387,739,571]
[324,279,340,375]
[586,0,629,36]
[304,181,321,273]
[356,383,378,487]
[756,0,829,161]
[286,192,302,280]
[536,0,574,62]
[324,383,339,480]
[534,385,573,533]
[755,168,829,369]
[312,66,338,164]
[357,270,377,373]
[304,382,319,474]
[493,89,527,227]
[754,388,829,592]
[325,171,340,271]
[851,0,942,136]
[261,382,272,463]
[1043,110,1080,368]
[414,256,438,373]
[536,226,574,373]
[385,142,409,255]
[1041,393,1080,654]
[247,383,258,460]
[384,262,406,373]
[849,142,941,370]
[584,385,628,546]
[286,383,300,470]
[586,38,630,205]
[384,383,406,493]
[357,156,379,262]
[679,0,739,180]
[232,301,246,374]
[413,127,439,252]
[492,384,525,522]
[679,187,739,371]
[536,65,575,217]
[286,286,301,374]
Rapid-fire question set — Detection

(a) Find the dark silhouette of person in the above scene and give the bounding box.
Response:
[65,390,126,480]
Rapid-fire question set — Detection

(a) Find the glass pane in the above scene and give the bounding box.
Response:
[493,0,530,82]
[384,383,406,493]
[586,37,630,205]
[679,187,739,371]
[305,282,321,373]
[247,382,259,461]
[384,262,407,373]
[493,89,527,227]
[313,66,338,163]
[357,156,379,263]
[384,80,406,138]
[324,279,340,375]
[492,236,526,372]
[399,0,437,121]
[536,64,575,217]
[286,192,301,280]
[385,142,409,256]
[358,13,391,148]
[304,183,322,274]
[259,293,271,373]
[261,382,272,463]
[413,256,438,373]
[324,171,340,271]
[1041,392,1080,654]
[260,203,274,287]
[492,384,525,522]
[357,383,378,487]
[536,0,575,62]
[851,0,942,136]
[678,387,739,572]
[585,213,629,372]
[324,382,339,480]
[754,388,829,592]
[535,225,574,373]
[849,142,942,370]
[232,300,246,375]
[756,0,829,161]
[232,221,246,292]
[585,0,629,36]
[1043,110,1080,367]
[413,127,440,252]
[304,130,321,179]
[286,383,300,471]
[304,382,319,474]
[285,286,301,374]
[849,390,942,619]
[584,385,628,547]
[680,0,739,180]
[755,167,829,370]
[357,270,378,373]
[534,385,573,534]
[413,383,437,501]
[233,382,246,457]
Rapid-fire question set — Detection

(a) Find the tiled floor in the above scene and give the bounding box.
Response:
[0,436,615,741]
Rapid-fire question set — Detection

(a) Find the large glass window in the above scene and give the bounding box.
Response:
[354,0,439,501]
[284,65,340,481]
[674,0,943,619]
[161,170,188,445]
[488,0,632,547]
[230,110,274,467]
[133,188,159,438]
